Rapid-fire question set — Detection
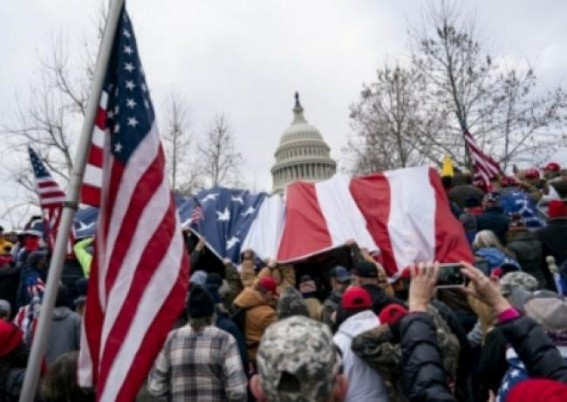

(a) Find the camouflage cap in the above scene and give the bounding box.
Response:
[256,316,341,402]
[276,287,309,319]
[500,272,539,297]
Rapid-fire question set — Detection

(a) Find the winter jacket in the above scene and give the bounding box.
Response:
[45,306,81,367]
[354,305,460,402]
[498,315,567,383]
[448,185,485,210]
[507,231,552,289]
[333,310,387,402]
[476,207,510,244]
[400,313,455,402]
[73,237,93,277]
[321,288,345,328]
[0,265,19,318]
[216,309,249,376]
[363,284,406,315]
[536,219,567,266]
[232,287,277,362]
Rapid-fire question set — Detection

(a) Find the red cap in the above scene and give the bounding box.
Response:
[525,168,540,179]
[548,200,567,219]
[507,379,567,402]
[257,277,279,295]
[341,287,372,311]
[544,162,561,172]
[379,304,408,325]
[0,321,23,357]
[501,176,519,187]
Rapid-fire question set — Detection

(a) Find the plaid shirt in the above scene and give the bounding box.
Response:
[148,325,247,401]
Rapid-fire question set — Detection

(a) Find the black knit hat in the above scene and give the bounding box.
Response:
[187,285,215,318]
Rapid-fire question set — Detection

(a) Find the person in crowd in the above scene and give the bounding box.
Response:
[544,162,562,182]
[205,273,250,378]
[17,249,48,307]
[299,275,322,321]
[0,300,11,322]
[240,250,295,295]
[232,277,278,362]
[400,262,567,402]
[447,172,485,210]
[536,199,567,268]
[148,285,247,401]
[276,286,309,319]
[251,315,347,402]
[472,230,520,275]
[321,266,351,329]
[459,196,483,244]
[351,261,404,316]
[0,227,13,256]
[73,237,94,277]
[40,352,94,402]
[0,320,27,400]
[334,286,387,401]
[475,193,510,244]
[45,285,81,367]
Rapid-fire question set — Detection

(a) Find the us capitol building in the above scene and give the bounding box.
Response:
[271,93,337,194]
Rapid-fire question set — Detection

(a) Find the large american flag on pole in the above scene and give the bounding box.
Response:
[78,8,189,401]
[463,130,502,185]
[28,146,75,256]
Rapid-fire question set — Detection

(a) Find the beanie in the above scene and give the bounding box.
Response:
[507,379,567,402]
[0,321,23,357]
[187,285,215,319]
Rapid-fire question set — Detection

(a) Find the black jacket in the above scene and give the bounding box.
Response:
[362,284,406,315]
[476,207,510,244]
[400,313,567,402]
[535,219,567,266]
[507,231,553,290]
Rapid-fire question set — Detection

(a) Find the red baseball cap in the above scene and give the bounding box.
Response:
[379,304,408,325]
[341,287,372,311]
[544,162,561,172]
[525,168,540,179]
[507,379,567,402]
[258,277,279,295]
[548,200,567,219]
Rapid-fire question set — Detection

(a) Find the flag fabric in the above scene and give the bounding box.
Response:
[181,188,276,262]
[350,166,474,277]
[276,174,379,262]
[499,190,544,228]
[81,99,106,207]
[464,130,502,185]
[78,9,189,402]
[28,147,75,256]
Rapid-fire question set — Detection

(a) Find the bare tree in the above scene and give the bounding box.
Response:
[410,0,566,168]
[197,115,243,187]
[346,64,448,173]
[161,92,202,195]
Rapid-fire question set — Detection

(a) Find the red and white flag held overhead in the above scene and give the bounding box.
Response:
[78,8,189,402]
[464,130,502,186]
[276,166,473,276]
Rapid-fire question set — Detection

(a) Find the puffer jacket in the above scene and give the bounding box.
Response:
[507,231,552,289]
[476,207,510,244]
[353,305,460,402]
[232,287,277,361]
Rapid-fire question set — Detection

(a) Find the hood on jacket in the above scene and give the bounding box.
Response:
[52,306,73,320]
[233,287,271,310]
[337,310,379,338]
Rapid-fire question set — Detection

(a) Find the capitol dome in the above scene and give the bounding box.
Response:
[271,93,337,194]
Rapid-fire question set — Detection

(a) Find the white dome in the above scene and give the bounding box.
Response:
[271,93,337,194]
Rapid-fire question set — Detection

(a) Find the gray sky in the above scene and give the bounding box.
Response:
[1,0,567,228]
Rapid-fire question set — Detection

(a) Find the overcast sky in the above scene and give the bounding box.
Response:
[2,0,567,228]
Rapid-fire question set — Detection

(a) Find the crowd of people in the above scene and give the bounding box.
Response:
[1,163,567,401]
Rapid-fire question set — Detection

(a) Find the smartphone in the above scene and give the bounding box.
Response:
[436,263,466,288]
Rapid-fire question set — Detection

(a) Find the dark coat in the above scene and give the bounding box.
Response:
[476,207,510,244]
[535,219,567,266]
[498,315,567,382]
[362,284,406,315]
[507,231,553,290]
[400,312,455,401]
[216,310,249,376]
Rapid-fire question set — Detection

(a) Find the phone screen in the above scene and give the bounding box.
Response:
[437,264,466,288]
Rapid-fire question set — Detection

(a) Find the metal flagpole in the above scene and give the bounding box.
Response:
[19,0,125,400]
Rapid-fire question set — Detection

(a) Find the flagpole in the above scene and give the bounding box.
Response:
[19,0,125,400]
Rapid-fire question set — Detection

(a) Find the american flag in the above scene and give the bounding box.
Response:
[78,9,189,402]
[190,198,204,230]
[28,147,75,256]
[464,130,502,186]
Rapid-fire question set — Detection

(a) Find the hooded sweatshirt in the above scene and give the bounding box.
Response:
[45,306,81,366]
[334,310,387,402]
[233,287,277,361]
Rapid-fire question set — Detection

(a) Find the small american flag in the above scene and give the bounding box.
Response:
[28,147,75,256]
[464,130,502,186]
[190,198,204,230]
[78,8,189,402]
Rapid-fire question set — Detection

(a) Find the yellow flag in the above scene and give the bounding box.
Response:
[441,154,454,177]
